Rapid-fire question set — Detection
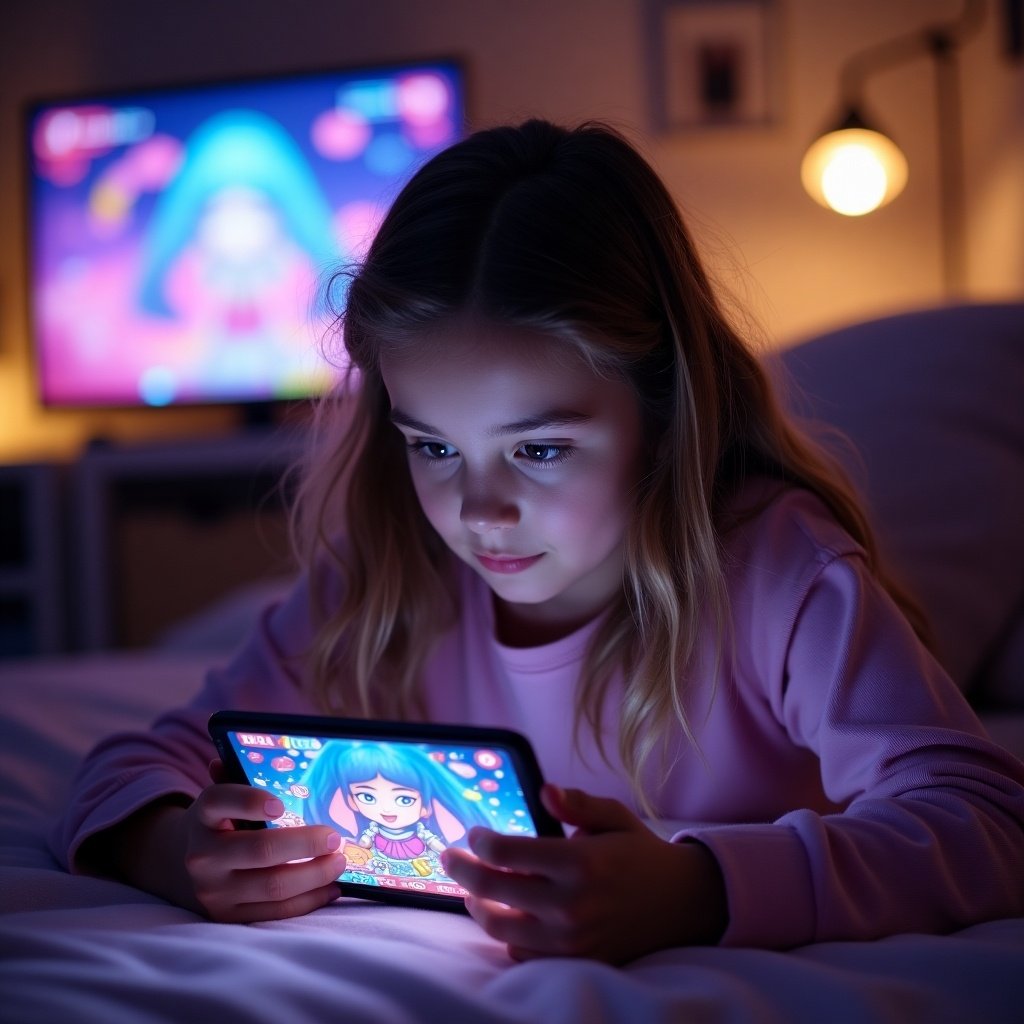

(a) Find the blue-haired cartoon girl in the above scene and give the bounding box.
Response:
[138,108,339,319]
[134,109,340,398]
[301,742,492,880]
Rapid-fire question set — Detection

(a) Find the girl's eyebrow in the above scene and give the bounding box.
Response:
[390,407,591,437]
[351,783,418,795]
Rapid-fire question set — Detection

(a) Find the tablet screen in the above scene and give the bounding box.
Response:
[222,726,542,900]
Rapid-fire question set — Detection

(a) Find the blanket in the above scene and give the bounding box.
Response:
[2,653,1023,1023]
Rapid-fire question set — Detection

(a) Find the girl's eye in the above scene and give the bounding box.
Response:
[519,443,573,465]
[395,795,416,807]
[408,440,458,462]
[355,792,376,805]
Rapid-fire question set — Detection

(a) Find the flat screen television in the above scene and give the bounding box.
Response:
[25,59,465,411]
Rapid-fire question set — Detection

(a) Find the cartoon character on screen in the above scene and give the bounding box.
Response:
[135,109,340,396]
[302,742,492,881]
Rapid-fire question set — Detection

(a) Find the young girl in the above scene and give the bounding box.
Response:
[56,119,1024,963]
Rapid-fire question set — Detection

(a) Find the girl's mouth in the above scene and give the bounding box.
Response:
[382,813,398,823]
[474,553,544,575]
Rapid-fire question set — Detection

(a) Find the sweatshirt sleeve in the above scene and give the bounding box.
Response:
[679,550,1024,949]
[52,571,326,874]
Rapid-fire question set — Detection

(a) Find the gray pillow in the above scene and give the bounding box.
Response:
[775,303,1024,702]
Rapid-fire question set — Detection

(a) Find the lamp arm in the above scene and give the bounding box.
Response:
[838,0,985,105]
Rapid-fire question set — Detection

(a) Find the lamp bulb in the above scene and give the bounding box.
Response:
[801,128,908,216]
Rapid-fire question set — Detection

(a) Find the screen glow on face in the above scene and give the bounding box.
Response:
[381,320,643,645]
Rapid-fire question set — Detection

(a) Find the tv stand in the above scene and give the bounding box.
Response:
[0,463,64,657]
[73,430,306,651]
[238,400,277,432]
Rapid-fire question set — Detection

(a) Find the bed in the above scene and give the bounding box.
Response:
[2,302,1023,1022]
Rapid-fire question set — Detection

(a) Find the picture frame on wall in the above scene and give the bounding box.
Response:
[655,0,778,130]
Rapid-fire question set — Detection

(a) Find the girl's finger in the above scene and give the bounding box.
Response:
[202,824,344,869]
[541,785,642,835]
[464,895,562,957]
[225,851,348,907]
[443,847,552,914]
[215,878,343,924]
[192,784,284,827]
[464,829,589,883]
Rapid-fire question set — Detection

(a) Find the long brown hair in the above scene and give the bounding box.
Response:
[290,119,927,805]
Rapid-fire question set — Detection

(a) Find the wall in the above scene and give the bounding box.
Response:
[1,0,1021,462]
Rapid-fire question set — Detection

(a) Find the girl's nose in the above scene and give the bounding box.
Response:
[460,493,520,533]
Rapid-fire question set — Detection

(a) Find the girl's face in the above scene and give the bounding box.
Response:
[381,318,644,644]
[347,774,426,829]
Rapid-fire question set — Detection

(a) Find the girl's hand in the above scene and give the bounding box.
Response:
[441,784,728,963]
[179,772,348,923]
[102,760,347,923]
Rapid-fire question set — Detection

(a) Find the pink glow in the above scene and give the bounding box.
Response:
[33,106,115,162]
[311,108,371,160]
[36,157,91,187]
[335,200,383,261]
[398,73,454,148]
[121,134,184,189]
[397,73,450,125]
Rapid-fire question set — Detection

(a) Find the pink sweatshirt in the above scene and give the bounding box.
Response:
[54,485,1024,949]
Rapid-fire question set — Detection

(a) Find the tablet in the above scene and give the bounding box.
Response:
[208,710,563,912]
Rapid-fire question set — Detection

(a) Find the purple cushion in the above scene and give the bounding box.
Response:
[776,303,1024,702]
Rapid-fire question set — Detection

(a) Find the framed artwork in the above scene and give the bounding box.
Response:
[655,0,778,130]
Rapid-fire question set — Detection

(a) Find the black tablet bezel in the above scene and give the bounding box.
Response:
[208,710,563,913]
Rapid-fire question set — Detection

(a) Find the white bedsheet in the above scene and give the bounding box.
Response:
[2,653,1023,1023]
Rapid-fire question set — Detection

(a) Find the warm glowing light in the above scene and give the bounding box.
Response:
[801,127,908,216]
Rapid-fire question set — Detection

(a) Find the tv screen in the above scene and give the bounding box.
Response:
[26,60,465,409]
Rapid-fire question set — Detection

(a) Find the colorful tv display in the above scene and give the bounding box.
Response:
[26,60,464,408]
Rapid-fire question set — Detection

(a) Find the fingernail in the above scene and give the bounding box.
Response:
[326,832,341,851]
[264,798,284,817]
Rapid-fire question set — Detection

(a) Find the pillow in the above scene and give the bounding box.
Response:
[157,574,296,654]
[774,303,1024,700]
[979,609,1024,710]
